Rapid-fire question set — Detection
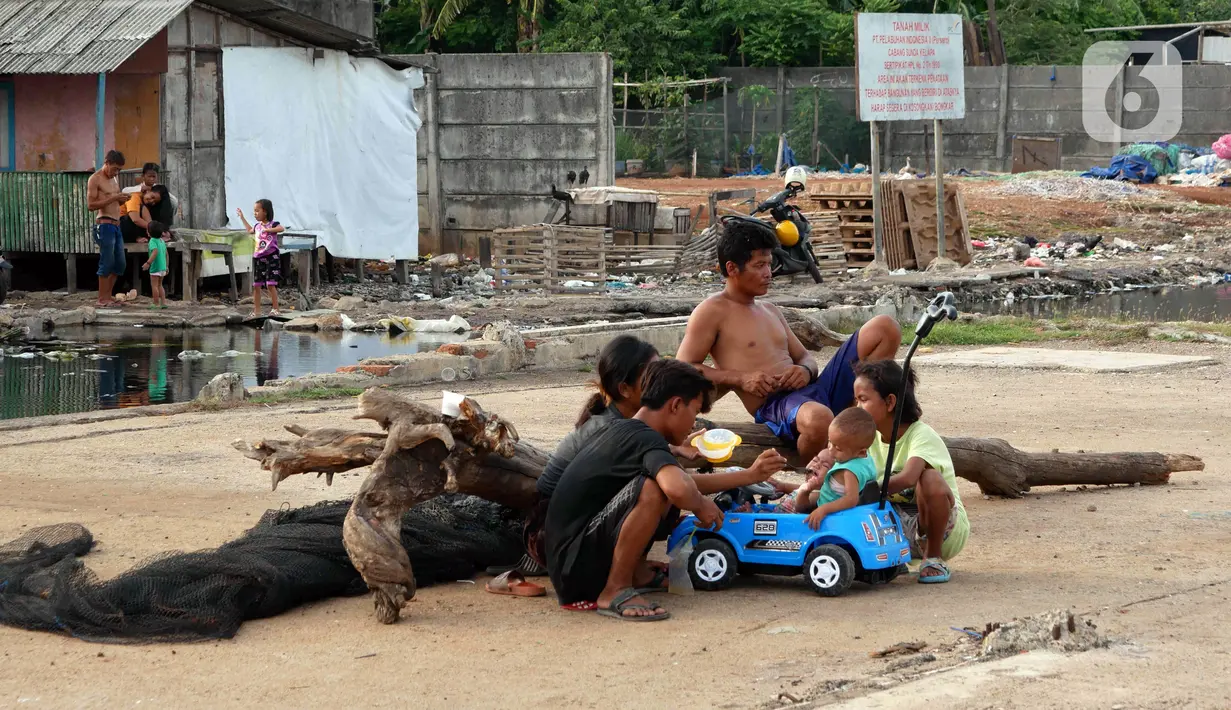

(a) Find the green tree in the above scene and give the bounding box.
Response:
[538,0,718,78]
[998,0,1144,64]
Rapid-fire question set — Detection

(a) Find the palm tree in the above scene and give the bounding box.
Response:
[430,0,542,50]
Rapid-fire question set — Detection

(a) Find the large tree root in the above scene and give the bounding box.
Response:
[237,389,528,624]
[692,420,1205,498]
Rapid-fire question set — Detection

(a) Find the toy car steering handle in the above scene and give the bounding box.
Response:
[878,291,959,508]
[914,291,959,339]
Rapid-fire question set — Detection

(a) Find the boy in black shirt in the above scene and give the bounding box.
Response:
[545,359,788,621]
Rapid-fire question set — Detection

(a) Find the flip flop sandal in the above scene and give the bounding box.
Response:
[636,567,669,594]
[485,570,546,597]
[918,558,952,584]
[596,588,670,622]
[561,601,598,612]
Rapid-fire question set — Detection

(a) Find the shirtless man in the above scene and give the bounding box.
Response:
[677,219,901,462]
[87,150,130,306]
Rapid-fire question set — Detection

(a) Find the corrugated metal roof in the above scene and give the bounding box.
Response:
[0,0,192,74]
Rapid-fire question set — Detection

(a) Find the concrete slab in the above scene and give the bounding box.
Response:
[914,347,1217,373]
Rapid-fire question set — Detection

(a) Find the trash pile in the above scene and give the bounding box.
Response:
[1082,139,1231,187]
[983,173,1171,202]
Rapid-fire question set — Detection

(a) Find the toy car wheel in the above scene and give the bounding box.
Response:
[804,544,855,597]
[689,538,738,591]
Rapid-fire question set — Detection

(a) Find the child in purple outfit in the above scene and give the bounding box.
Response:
[236,199,285,317]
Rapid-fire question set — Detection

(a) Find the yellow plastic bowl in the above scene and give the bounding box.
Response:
[692,433,742,463]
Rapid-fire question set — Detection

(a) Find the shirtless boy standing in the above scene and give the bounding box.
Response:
[677,219,901,462]
[87,150,130,306]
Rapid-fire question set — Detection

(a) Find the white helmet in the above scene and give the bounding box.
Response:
[784,165,808,190]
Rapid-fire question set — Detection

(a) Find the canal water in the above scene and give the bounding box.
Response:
[0,326,467,420]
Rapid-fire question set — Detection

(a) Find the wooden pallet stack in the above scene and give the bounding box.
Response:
[808,190,877,268]
[491,224,608,293]
[800,211,848,277]
[805,178,972,270]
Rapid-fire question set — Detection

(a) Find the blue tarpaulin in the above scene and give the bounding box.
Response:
[1081,154,1158,183]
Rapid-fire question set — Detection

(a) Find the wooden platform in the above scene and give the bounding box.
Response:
[123,240,237,302]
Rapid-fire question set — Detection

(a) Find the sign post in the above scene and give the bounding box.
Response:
[855,12,966,270]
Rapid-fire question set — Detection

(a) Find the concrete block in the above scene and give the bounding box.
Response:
[337,364,396,377]
[196,372,248,404]
[265,372,374,390]
[334,295,366,311]
[531,325,687,370]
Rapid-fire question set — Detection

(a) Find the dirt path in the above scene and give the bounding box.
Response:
[3,353,1231,709]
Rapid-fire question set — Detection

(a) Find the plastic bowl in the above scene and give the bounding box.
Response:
[692,430,742,463]
[441,391,465,417]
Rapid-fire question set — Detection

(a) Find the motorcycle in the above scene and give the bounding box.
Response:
[0,252,11,305]
[719,166,824,284]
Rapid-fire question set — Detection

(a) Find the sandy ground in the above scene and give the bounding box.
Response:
[3,346,1231,709]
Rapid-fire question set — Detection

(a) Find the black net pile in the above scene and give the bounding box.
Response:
[0,495,523,644]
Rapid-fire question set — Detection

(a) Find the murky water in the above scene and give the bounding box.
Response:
[0,326,467,420]
[964,283,1231,322]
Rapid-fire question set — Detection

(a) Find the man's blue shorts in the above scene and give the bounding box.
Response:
[754,327,863,442]
[94,222,125,277]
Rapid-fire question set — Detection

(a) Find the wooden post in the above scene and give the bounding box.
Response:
[296,251,310,294]
[312,247,321,287]
[324,250,335,283]
[934,119,946,264]
[224,252,239,302]
[430,262,444,297]
[64,254,77,294]
[774,134,785,175]
[180,246,194,302]
[354,259,365,282]
[692,149,697,178]
[722,79,730,170]
[393,259,410,284]
[870,121,884,266]
[425,67,444,251]
[95,74,105,169]
[621,72,629,128]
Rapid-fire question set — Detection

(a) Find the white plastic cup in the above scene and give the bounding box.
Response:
[441,391,465,417]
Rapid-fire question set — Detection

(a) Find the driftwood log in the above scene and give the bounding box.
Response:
[692,420,1205,498]
[236,389,538,624]
[234,389,1205,622]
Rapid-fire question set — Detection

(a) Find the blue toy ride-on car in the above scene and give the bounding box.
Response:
[668,482,910,596]
[668,292,960,597]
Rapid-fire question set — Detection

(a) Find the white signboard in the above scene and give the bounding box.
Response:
[856,13,967,122]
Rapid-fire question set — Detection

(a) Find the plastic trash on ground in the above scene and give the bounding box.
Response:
[379,314,470,334]
[668,531,695,595]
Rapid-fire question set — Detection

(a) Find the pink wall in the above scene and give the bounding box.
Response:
[14,74,116,172]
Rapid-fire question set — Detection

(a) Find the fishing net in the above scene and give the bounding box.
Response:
[0,495,523,644]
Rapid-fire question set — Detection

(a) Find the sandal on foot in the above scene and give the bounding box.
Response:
[597,588,670,622]
[918,558,951,584]
[485,570,545,597]
[561,600,598,612]
[269,309,282,317]
[636,566,669,594]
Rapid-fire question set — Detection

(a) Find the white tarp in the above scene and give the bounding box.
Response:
[222,47,423,259]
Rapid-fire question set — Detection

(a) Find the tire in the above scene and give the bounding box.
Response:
[689,537,738,591]
[857,563,905,586]
[804,544,855,597]
[805,257,823,284]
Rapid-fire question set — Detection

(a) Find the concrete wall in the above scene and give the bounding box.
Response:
[282,0,375,39]
[405,53,615,256]
[162,5,307,230]
[704,65,1231,172]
